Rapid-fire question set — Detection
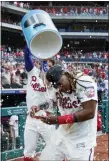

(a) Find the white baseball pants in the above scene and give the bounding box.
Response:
[40,141,94,161]
[24,115,55,158]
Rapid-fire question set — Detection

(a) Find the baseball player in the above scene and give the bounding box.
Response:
[23,46,55,161]
[35,65,98,161]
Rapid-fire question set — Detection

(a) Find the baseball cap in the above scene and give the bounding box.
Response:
[46,65,63,88]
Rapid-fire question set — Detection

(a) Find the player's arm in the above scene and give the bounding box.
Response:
[24,45,34,72]
[73,100,96,121]
[38,83,98,124]
[39,99,97,125]
[56,100,96,125]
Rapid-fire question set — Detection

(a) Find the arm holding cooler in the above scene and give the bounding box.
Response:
[24,46,34,72]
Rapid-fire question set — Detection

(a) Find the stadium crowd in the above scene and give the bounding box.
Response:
[1,17,20,26]
[3,1,108,16]
[56,50,108,63]
[1,45,24,59]
[1,45,108,63]
[1,48,108,98]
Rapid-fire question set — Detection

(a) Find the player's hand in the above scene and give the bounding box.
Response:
[45,111,53,116]
[39,116,58,125]
[30,106,40,118]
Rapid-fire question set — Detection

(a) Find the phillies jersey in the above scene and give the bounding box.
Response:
[56,74,98,150]
[26,67,49,112]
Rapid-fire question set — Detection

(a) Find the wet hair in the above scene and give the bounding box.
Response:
[48,59,55,66]
[62,71,77,91]
[46,65,78,89]
[46,65,93,90]
[63,71,95,91]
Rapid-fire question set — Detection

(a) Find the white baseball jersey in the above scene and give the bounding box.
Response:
[24,68,56,158]
[26,66,50,112]
[104,79,108,89]
[55,75,98,152]
[9,115,19,138]
[2,71,11,85]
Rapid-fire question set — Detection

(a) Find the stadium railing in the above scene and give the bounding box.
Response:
[1,106,27,161]
[101,99,109,133]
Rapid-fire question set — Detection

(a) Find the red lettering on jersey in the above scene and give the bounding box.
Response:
[78,99,81,104]
[72,101,78,108]
[32,83,40,90]
[68,103,72,108]
[61,96,80,109]
[30,75,46,92]
[41,87,46,92]
[32,76,37,82]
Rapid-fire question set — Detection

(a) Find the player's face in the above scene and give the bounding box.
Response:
[47,61,53,68]
[58,75,72,94]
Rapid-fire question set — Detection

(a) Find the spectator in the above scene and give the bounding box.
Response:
[9,115,20,149]
[2,67,11,88]
[26,3,30,9]
[14,1,17,6]
[20,2,24,8]
[1,124,9,152]
[20,72,28,88]
[3,2,108,16]
[11,70,22,88]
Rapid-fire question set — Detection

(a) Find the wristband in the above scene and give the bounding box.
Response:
[58,114,75,124]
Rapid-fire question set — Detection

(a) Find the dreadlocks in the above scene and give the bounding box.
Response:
[63,70,97,93]
[61,70,84,92]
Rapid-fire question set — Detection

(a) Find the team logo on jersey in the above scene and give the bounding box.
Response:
[30,76,46,92]
[85,87,95,98]
[61,96,81,109]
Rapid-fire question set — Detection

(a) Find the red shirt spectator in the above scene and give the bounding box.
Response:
[1,47,4,51]
[26,3,30,9]
[17,2,20,7]
[64,7,68,13]
[97,8,100,15]
[4,52,8,57]
[100,72,105,79]
[104,52,108,59]
[20,51,24,57]
[107,52,109,59]
[52,8,56,14]
[96,67,101,74]
[84,68,89,75]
